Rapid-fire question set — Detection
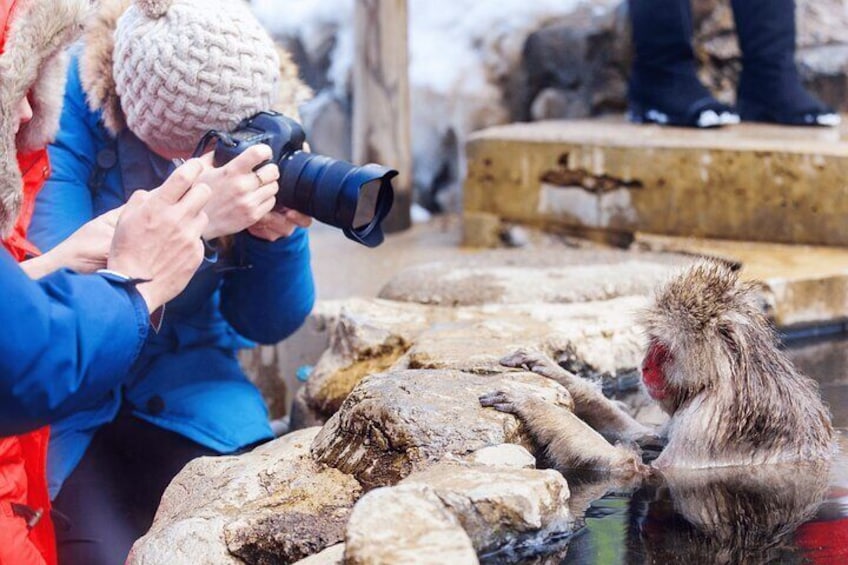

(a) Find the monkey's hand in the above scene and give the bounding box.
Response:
[479,390,522,415]
[480,386,572,416]
[501,349,657,445]
[500,349,575,382]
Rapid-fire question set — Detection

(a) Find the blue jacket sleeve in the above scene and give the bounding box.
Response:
[0,251,149,435]
[219,228,315,344]
[29,56,99,252]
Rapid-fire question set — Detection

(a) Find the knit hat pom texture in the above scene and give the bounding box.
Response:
[113,0,280,154]
[135,0,172,18]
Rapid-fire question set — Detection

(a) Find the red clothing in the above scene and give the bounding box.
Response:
[0,1,58,563]
[5,150,49,261]
[0,151,56,565]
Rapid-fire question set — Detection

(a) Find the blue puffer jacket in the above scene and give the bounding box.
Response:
[29,57,316,496]
[0,250,149,435]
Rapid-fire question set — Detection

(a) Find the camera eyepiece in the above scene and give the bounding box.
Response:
[203,111,397,247]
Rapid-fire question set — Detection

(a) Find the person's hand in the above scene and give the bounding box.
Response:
[108,159,211,312]
[196,145,280,240]
[246,208,312,242]
[50,207,121,273]
[21,208,122,279]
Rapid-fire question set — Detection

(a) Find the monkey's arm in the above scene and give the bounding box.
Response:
[480,389,646,477]
[501,349,657,445]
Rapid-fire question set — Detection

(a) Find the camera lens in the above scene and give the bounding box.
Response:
[354,179,382,229]
[276,152,396,247]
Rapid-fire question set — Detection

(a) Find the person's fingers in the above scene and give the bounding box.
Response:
[253,162,280,186]
[154,159,204,204]
[250,182,279,207]
[186,211,210,240]
[197,151,215,166]
[125,188,150,206]
[284,209,313,228]
[98,206,123,227]
[255,195,277,219]
[253,211,296,239]
[225,144,274,175]
[178,182,213,217]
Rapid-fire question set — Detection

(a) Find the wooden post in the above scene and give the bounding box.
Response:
[353,0,412,233]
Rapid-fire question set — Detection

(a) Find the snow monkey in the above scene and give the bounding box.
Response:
[480,260,834,474]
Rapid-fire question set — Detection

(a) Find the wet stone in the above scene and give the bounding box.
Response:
[465,443,537,469]
[309,369,571,490]
[400,462,574,555]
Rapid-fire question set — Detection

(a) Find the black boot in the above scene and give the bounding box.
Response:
[628,0,738,128]
[732,0,840,126]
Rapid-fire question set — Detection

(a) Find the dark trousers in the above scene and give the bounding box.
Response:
[51,410,217,565]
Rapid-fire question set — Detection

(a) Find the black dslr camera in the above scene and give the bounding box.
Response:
[198,111,396,247]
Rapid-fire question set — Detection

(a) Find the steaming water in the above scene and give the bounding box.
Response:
[487,336,848,565]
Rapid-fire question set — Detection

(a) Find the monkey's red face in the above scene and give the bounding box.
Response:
[642,340,672,401]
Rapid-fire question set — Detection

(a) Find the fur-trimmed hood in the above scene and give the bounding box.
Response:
[81,0,312,138]
[0,0,88,236]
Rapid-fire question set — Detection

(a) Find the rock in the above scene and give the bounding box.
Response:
[310,369,571,489]
[291,386,326,430]
[299,300,431,421]
[517,4,629,121]
[400,462,574,554]
[465,443,536,469]
[303,299,445,417]
[462,211,502,248]
[378,252,681,306]
[302,293,652,422]
[530,87,592,122]
[292,544,345,565]
[344,485,479,565]
[401,298,649,381]
[798,44,848,112]
[128,428,362,565]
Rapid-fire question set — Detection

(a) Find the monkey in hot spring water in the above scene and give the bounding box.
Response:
[480,260,834,475]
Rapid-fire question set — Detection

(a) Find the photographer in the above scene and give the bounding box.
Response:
[28,0,316,563]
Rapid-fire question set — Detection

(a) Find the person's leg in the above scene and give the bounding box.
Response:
[732,0,839,126]
[628,0,738,128]
[51,424,138,565]
[52,411,220,565]
[107,411,219,534]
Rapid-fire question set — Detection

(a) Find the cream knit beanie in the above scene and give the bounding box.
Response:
[113,0,280,155]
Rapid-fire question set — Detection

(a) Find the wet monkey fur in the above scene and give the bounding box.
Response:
[480,260,834,474]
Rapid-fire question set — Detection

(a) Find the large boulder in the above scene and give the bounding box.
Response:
[127,429,362,565]
[310,369,571,489]
[344,485,480,565]
[301,293,650,424]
